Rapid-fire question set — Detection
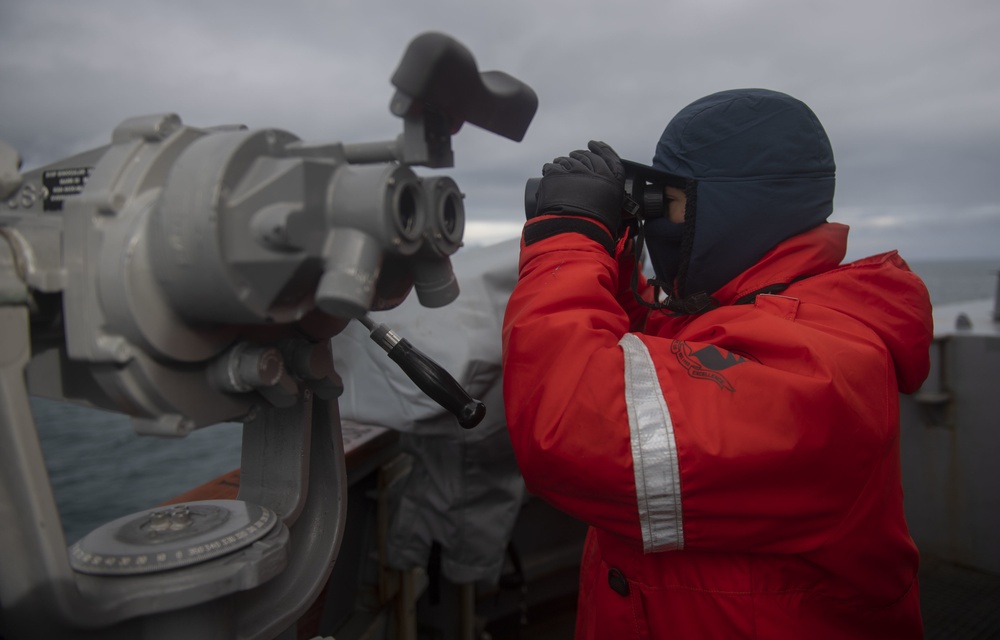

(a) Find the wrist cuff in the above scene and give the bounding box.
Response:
[523,217,615,255]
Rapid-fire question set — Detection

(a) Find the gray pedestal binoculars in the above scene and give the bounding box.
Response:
[0,32,535,640]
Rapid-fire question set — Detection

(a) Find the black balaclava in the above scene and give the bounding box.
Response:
[645,89,836,306]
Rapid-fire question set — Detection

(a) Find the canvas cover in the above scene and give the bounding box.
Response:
[331,238,524,584]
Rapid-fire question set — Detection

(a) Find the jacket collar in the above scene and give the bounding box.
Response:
[710,222,848,306]
[665,221,932,393]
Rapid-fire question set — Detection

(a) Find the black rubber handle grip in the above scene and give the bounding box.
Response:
[386,339,486,429]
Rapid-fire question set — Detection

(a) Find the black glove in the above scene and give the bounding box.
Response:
[534,140,625,236]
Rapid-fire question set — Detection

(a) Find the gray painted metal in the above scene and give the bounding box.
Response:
[900,276,1000,576]
[0,138,22,199]
[0,32,536,640]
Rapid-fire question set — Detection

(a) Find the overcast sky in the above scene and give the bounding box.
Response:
[1,0,998,261]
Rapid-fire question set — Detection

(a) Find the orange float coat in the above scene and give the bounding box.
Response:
[501,220,932,638]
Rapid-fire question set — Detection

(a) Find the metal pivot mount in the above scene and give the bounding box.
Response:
[1,303,349,639]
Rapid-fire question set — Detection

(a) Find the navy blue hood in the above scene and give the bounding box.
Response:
[648,88,836,301]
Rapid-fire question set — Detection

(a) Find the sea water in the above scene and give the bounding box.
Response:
[908,259,1000,306]
[29,258,1000,543]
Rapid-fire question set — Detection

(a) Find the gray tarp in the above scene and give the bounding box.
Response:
[331,238,524,584]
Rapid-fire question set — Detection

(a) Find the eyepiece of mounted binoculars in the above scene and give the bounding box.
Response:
[316,163,428,319]
[412,176,465,308]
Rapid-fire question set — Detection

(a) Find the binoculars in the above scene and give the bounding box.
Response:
[524,158,685,221]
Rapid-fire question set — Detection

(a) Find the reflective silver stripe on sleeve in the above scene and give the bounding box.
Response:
[619,333,684,553]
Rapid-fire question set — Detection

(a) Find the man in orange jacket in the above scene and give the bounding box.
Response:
[502,89,933,638]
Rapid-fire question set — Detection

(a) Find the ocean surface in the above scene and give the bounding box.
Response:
[26,258,1000,544]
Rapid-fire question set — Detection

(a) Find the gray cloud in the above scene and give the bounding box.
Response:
[2,0,998,259]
